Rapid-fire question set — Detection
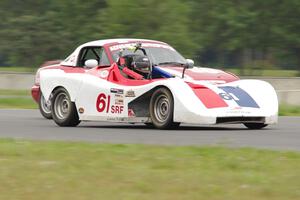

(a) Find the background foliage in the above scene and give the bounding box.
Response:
[0,0,299,72]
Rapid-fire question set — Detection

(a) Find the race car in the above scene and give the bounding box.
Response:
[31,38,278,129]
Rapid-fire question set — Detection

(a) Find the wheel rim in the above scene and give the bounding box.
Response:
[54,93,70,120]
[40,94,51,114]
[154,94,170,123]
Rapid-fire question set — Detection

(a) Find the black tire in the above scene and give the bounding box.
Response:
[51,88,80,127]
[149,88,180,129]
[38,93,52,119]
[244,123,268,129]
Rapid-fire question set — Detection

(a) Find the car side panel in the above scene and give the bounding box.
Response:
[40,69,84,103]
[40,67,278,125]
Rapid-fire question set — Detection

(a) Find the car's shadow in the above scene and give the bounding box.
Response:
[38,118,273,131]
[76,124,266,131]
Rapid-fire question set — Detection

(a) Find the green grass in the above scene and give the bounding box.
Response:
[226,68,299,77]
[279,105,300,116]
[0,89,31,96]
[0,89,37,109]
[0,139,299,200]
[0,98,37,109]
[0,66,35,73]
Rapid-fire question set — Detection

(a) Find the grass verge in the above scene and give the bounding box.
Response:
[0,139,299,200]
[0,89,31,96]
[0,89,37,109]
[279,105,300,116]
[0,98,37,109]
[226,68,299,77]
[0,66,35,73]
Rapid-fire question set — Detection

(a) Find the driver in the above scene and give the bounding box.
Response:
[119,54,151,79]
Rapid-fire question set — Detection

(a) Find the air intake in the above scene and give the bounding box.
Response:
[216,117,265,124]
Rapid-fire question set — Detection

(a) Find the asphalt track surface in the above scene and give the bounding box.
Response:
[0,109,299,151]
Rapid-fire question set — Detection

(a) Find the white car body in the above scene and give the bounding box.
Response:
[34,38,278,128]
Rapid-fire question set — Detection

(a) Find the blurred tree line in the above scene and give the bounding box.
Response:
[0,0,299,72]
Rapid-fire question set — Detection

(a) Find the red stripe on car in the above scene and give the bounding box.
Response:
[188,83,228,108]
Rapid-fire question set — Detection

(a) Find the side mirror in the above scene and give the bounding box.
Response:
[84,59,98,69]
[182,59,194,78]
[186,59,194,68]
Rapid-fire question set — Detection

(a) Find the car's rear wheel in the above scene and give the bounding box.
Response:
[149,88,180,129]
[38,93,52,119]
[244,123,268,129]
[51,88,80,127]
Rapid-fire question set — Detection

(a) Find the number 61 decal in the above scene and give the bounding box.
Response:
[96,93,124,114]
[96,93,110,113]
[218,86,259,108]
[219,92,240,101]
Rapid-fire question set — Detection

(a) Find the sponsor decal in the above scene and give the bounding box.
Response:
[63,54,76,64]
[115,98,124,105]
[70,55,75,63]
[99,70,109,78]
[226,110,251,114]
[109,43,135,51]
[107,117,126,121]
[233,106,242,109]
[114,94,124,105]
[78,107,84,114]
[110,105,124,113]
[128,109,135,117]
[110,88,124,94]
[190,67,222,74]
[206,80,226,85]
[125,90,135,97]
[109,43,175,51]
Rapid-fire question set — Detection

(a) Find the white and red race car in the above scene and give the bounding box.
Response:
[31,38,278,129]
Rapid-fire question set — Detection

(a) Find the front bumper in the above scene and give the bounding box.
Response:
[174,107,278,125]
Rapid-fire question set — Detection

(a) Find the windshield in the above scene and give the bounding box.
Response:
[110,43,186,66]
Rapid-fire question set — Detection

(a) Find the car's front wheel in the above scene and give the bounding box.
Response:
[38,93,52,119]
[149,88,180,129]
[244,123,268,129]
[51,88,80,127]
